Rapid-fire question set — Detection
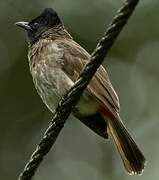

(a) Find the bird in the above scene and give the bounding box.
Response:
[15,8,146,175]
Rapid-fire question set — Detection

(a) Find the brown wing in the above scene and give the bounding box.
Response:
[56,38,120,113]
[54,39,146,174]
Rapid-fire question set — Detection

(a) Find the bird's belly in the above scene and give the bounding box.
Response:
[35,81,60,112]
[31,65,73,112]
[31,65,99,115]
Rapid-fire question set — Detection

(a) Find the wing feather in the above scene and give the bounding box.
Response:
[56,38,120,113]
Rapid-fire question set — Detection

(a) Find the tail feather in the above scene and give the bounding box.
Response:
[101,109,146,175]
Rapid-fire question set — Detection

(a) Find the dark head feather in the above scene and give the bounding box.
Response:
[15,8,62,44]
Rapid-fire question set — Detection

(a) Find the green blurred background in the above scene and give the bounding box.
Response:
[0,0,159,179]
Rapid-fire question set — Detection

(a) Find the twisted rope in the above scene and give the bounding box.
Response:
[18,0,140,179]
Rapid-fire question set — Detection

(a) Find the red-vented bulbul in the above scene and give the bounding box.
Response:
[15,8,146,175]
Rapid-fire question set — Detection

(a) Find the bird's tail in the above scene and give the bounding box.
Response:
[100,108,146,175]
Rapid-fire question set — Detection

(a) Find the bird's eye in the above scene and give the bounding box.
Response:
[33,22,38,28]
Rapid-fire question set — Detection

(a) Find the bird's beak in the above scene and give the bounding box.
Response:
[15,21,32,31]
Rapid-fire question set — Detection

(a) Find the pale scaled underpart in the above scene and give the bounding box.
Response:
[29,40,99,114]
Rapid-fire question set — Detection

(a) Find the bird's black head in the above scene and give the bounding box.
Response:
[15,8,62,44]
